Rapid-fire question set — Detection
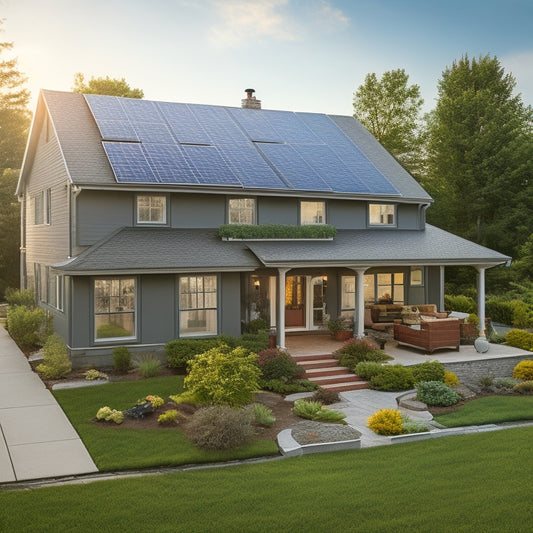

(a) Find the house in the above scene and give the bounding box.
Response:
[16,89,510,367]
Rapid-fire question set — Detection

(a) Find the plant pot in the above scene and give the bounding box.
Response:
[334,330,352,341]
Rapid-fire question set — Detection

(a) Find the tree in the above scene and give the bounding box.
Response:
[0,20,31,174]
[425,54,533,257]
[72,73,144,98]
[353,69,425,175]
[0,168,20,298]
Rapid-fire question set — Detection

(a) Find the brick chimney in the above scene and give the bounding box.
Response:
[241,88,261,110]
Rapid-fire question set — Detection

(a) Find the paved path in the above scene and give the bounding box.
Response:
[0,325,97,483]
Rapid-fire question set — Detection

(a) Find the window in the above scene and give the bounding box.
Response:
[229,198,255,225]
[301,201,325,225]
[410,267,424,286]
[47,272,64,311]
[136,195,167,224]
[376,273,404,304]
[94,278,136,340]
[341,276,355,311]
[179,275,218,336]
[34,189,51,225]
[369,204,395,226]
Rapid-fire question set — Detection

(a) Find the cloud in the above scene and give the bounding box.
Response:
[209,0,296,46]
[501,50,533,107]
[312,0,350,33]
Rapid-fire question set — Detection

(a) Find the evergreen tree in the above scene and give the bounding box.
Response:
[0,168,20,297]
[425,54,533,256]
[72,73,144,98]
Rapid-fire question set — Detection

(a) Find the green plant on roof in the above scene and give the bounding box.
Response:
[218,224,337,240]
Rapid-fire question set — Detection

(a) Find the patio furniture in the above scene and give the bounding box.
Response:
[393,318,460,353]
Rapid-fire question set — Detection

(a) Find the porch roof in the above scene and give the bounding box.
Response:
[246,225,511,268]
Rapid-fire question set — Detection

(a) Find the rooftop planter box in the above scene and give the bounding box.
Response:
[218,224,337,241]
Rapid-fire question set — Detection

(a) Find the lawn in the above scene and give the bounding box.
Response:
[435,395,533,427]
[1,427,532,532]
[53,376,277,471]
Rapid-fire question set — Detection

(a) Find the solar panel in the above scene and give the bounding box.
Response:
[133,122,175,144]
[181,145,241,186]
[190,105,249,145]
[142,144,198,184]
[256,143,332,191]
[96,120,138,142]
[262,110,321,144]
[120,98,163,123]
[227,107,284,143]
[85,94,128,121]
[157,102,212,145]
[102,142,157,183]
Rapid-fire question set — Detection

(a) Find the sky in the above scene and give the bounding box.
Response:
[1,0,532,116]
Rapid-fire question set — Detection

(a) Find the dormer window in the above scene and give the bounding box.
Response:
[300,201,325,225]
[136,195,167,225]
[369,204,395,226]
[229,198,256,224]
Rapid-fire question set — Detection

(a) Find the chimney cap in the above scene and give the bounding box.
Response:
[245,88,255,94]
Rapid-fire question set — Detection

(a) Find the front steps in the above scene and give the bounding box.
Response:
[293,353,368,392]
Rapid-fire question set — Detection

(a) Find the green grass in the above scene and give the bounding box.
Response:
[53,376,277,471]
[435,395,533,427]
[2,428,532,532]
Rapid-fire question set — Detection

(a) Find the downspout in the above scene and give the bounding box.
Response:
[19,194,26,289]
[68,184,82,258]
[419,203,430,229]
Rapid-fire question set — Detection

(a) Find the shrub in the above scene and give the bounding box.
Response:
[6,305,46,351]
[113,346,131,373]
[84,369,108,381]
[367,409,403,436]
[444,371,459,387]
[311,388,341,405]
[335,337,392,370]
[512,360,533,380]
[260,378,319,394]
[4,288,36,308]
[169,391,203,405]
[252,403,276,426]
[187,405,254,450]
[513,380,533,394]
[467,313,479,325]
[185,344,261,407]
[444,294,476,313]
[145,395,165,408]
[158,409,182,425]
[494,377,521,389]
[401,414,429,434]
[504,329,533,351]
[293,399,346,423]
[233,332,269,354]
[479,375,494,389]
[218,223,337,240]
[486,298,514,326]
[411,361,445,384]
[370,365,415,391]
[354,361,386,380]
[417,381,461,406]
[133,353,162,378]
[509,300,533,329]
[257,348,302,381]
[96,406,124,424]
[36,334,72,379]
[243,318,269,334]
[165,338,219,368]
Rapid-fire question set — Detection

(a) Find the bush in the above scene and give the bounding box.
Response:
[417,381,461,407]
[444,371,459,387]
[233,332,269,354]
[252,403,276,426]
[367,409,403,436]
[509,300,533,328]
[145,395,165,408]
[370,365,415,391]
[158,409,182,425]
[169,391,202,405]
[243,318,269,334]
[335,337,392,370]
[311,388,341,405]
[260,378,319,394]
[494,377,521,389]
[504,329,533,351]
[96,406,124,424]
[257,348,302,381]
[411,361,445,384]
[4,288,36,308]
[185,344,261,407]
[401,414,429,434]
[35,334,71,379]
[513,380,533,394]
[6,305,46,351]
[218,223,337,240]
[512,360,533,380]
[165,338,219,368]
[444,294,476,313]
[133,353,162,378]
[113,346,131,373]
[293,399,346,423]
[84,369,108,381]
[187,405,254,450]
[353,361,386,380]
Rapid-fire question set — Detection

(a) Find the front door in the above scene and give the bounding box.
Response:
[310,276,327,329]
[284,275,327,330]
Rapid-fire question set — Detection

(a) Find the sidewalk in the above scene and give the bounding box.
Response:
[0,325,97,483]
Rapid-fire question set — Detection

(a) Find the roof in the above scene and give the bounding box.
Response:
[54,225,509,275]
[19,90,432,203]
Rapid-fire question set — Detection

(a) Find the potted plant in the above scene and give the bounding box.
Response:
[327,317,353,341]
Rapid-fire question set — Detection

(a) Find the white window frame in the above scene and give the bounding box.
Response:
[136,195,168,225]
[34,189,51,225]
[300,200,326,225]
[368,204,396,227]
[228,198,256,225]
[178,274,218,337]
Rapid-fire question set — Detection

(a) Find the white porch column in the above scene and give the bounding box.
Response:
[351,267,368,339]
[476,266,486,337]
[277,268,289,349]
[439,266,445,313]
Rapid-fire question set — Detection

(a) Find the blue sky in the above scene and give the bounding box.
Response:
[2,0,532,115]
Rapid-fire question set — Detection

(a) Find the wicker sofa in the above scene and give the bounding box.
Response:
[365,304,447,331]
[393,318,460,353]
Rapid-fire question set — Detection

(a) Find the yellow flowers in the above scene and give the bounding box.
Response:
[367,409,403,435]
[145,395,164,408]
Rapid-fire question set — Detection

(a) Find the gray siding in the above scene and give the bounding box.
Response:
[70,276,91,348]
[397,203,422,230]
[328,200,366,229]
[77,190,133,245]
[427,266,442,307]
[258,197,298,225]
[220,272,242,336]
[171,194,225,228]
[140,275,176,343]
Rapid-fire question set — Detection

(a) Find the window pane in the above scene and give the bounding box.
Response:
[94,278,135,340]
[229,198,255,225]
[179,310,217,336]
[364,274,375,303]
[369,204,395,225]
[301,201,325,225]
[410,268,423,285]
[137,195,166,223]
[341,275,355,310]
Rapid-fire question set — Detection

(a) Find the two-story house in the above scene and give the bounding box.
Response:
[17,89,509,367]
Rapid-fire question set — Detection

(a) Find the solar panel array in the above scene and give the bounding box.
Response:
[85,94,400,196]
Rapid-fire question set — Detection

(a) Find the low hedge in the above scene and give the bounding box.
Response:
[504,330,533,351]
[218,224,337,240]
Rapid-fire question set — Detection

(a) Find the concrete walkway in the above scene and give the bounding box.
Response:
[0,325,97,483]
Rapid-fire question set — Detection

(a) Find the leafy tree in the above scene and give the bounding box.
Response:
[72,73,144,98]
[0,168,20,298]
[424,54,533,257]
[353,69,425,175]
[0,20,31,174]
